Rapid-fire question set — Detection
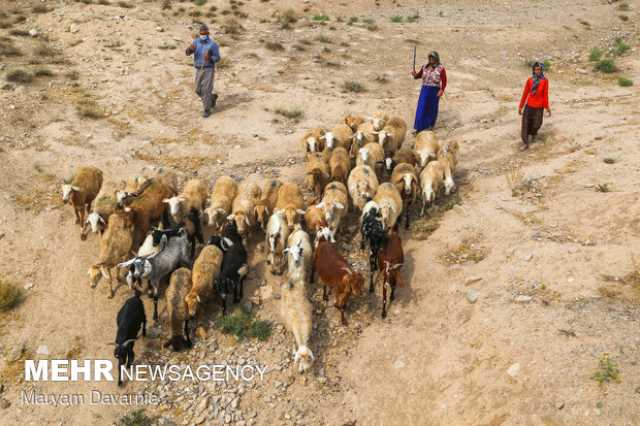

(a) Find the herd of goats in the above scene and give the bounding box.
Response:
[59,112,460,385]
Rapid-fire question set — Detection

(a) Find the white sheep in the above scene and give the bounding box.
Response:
[317,181,348,235]
[437,140,460,195]
[356,142,385,178]
[373,182,403,231]
[347,165,379,212]
[419,160,445,215]
[285,224,313,283]
[414,130,441,169]
[163,178,209,224]
[280,277,315,373]
[266,210,290,275]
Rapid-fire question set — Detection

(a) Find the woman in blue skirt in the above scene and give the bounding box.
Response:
[411,51,448,132]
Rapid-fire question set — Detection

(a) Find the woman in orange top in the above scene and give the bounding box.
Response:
[518,62,551,150]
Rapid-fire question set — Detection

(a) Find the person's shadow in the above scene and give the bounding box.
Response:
[214,92,253,114]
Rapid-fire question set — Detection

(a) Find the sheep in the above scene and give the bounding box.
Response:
[275,182,306,231]
[81,180,120,240]
[419,160,445,215]
[137,228,169,258]
[280,277,314,373]
[385,147,418,176]
[210,221,249,315]
[356,142,385,179]
[347,165,379,212]
[88,208,134,298]
[185,244,223,319]
[163,178,208,226]
[437,140,460,195]
[204,176,238,231]
[301,127,326,153]
[303,204,327,237]
[61,166,103,232]
[121,178,176,249]
[369,111,389,131]
[414,130,441,169]
[285,224,313,283]
[390,163,419,229]
[344,114,365,132]
[115,175,148,204]
[265,210,290,275]
[360,200,386,289]
[313,228,364,326]
[118,228,192,321]
[164,267,193,351]
[377,117,407,160]
[329,147,351,185]
[112,292,146,387]
[376,231,404,319]
[228,180,262,240]
[254,179,282,232]
[350,121,378,159]
[322,123,353,152]
[373,182,403,231]
[303,152,330,200]
[317,182,348,235]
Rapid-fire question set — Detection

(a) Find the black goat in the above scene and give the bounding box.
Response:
[361,204,386,292]
[113,293,146,387]
[209,221,248,315]
[165,208,203,259]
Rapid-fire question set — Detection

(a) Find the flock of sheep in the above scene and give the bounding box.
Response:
[59,111,460,385]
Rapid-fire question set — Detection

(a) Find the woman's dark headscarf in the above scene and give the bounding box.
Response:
[531,61,546,95]
[428,51,440,67]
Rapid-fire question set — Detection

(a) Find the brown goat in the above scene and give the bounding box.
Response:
[125,179,175,249]
[376,231,404,319]
[312,231,364,325]
[61,166,103,231]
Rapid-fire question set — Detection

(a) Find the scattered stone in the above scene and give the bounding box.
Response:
[29,29,38,37]
[556,401,565,410]
[465,289,479,304]
[24,282,35,290]
[514,295,532,303]
[156,26,164,32]
[524,253,534,261]
[393,358,405,369]
[36,345,49,356]
[507,363,520,377]
[0,398,10,409]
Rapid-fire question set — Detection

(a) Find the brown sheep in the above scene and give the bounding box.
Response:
[414,130,441,169]
[322,123,353,152]
[124,178,176,249]
[318,182,349,234]
[350,121,378,159]
[304,204,327,237]
[61,166,103,231]
[205,176,238,231]
[275,182,306,231]
[165,267,193,351]
[254,179,282,231]
[344,114,365,132]
[88,208,134,298]
[356,142,385,179]
[419,160,445,215]
[229,180,262,239]
[303,152,330,201]
[390,163,419,229]
[329,147,351,185]
[385,147,418,175]
[301,128,326,153]
[437,140,460,195]
[185,244,223,319]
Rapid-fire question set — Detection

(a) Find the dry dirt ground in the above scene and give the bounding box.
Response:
[0,0,639,425]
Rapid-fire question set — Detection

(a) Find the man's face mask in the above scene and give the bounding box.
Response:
[200,34,208,40]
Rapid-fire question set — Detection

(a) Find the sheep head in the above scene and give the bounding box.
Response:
[185,293,201,319]
[206,207,227,229]
[254,204,270,231]
[402,175,416,198]
[86,212,106,234]
[294,345,315,373]
[163,196,185,220]
[61,184,80,203]
[88,265,102,288]
[358,147,369,163]
[385,157,394,172]
[322,132,335,150]
[285,240,304,266]
[229,212,251,236]
[306,136,319,153]
[283,207,305,231]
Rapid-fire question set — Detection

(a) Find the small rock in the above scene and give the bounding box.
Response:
[156,26,164,32]
[29,29,38,37]
[393,358,405,369]
[524,253,534,261]
[514,295,532,303]
[556,401,565,410]
[0,398,10,409]
[465,277,482,285]
[465,289,479,304]
[24,282,35,290]
[36,345,49,356]
[507,363,520,378]
[576,68,587,74]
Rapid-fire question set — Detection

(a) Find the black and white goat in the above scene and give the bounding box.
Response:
[118,228,192,321]
[113,293,146,387]
[360,200,386,292]
[208,221,248,315]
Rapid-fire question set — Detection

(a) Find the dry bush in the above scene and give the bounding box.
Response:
[439,234,489,265]
[34,68,55,77]
[6,69,33,84]
[265,41,284,51]
[343,81,366,93]
[77,99,106,119]
[505,166,528,197]
[32,4,49,14]
[274,107,303,122]
[277,8,298,29]
[0,37,23,57]
[222,18,243,35]
[0,278,22,311]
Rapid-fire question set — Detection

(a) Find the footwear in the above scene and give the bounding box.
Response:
[520,144,529,151]
[203,109,211,118]
[211,93,218,109]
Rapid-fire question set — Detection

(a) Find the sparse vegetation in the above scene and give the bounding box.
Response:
[589,47,603,62]
[439,235,489,265]
[0,278,22,311]
[6,69,33,84]
[505,167,526,197]
[0,37,23,57]
[595,58,617,74]
[117,1,134,8]
[366,23,379,31]
[592,353,620,386]
[315,35,332,44]
[613,38,630,56]
[619,14,629,21]
[274,107,304,121]
[348,16,358,25]
[617,3,630,11]
[618,77,633,87]
[595,183,611,193]
[34,68,55,77]
[217,308,272,342]
[390,16,403,23]
[77,99,106,119]
[32,5,49,14]
[265,41,284,51]
[222,18,243,35]
[374,74,389,84]
[277,8,298,30]
[193,0,207,5]
[312,15,330,22]
[603,158,616,164]
[116,409,154,426]
[406,12,419,23]
[342,81,366,93]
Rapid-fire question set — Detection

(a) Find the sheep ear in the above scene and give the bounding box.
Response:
[227,214,235,221]
[163,199,171,203]
[316,202,324,209]
[196,295,201,303]
[265,206,270,216]
[296,209,306,215]
[71,186,80,191]
[335,202,345,210]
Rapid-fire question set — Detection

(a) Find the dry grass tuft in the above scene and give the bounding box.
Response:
[77,99,107,119]
[0,36,23,57]
[277,8,298,30]
[505,166,525,196]
[342,81,366,93]
[0,278,22,311]
[439,234,489,265]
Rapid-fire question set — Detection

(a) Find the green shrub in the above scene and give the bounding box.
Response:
[406,13,419,23]
[312,15,330,22]
[0,279,22,311]
[613,38,630,56]
[589,47,603,62]
[116,409,153,426]
[343,80,366,93]
[6,69,33,84]
[595,59,617,73]
[390,16,403,23]
[592,353,620,385]
[618,77,633,87]
[193,0,207,5]
[217,308,272,341]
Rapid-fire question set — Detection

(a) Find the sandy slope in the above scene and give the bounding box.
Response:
[0,0,639,424]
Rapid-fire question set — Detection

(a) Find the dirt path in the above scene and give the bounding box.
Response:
[0,0,639,425]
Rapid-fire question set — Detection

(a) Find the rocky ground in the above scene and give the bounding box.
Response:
[0,0,639,425]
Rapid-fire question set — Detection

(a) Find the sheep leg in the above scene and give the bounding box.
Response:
[323,284,329,302]
[73,205,81,224]
[126,345,135,368]
[152,283,159,321]
[404,203,411,230]
[117,360,123,387]
[369,253,376,293]
[184,319,193,348]
[105,268,115,299]
[382,276,388,319]
[142,318,147,337]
